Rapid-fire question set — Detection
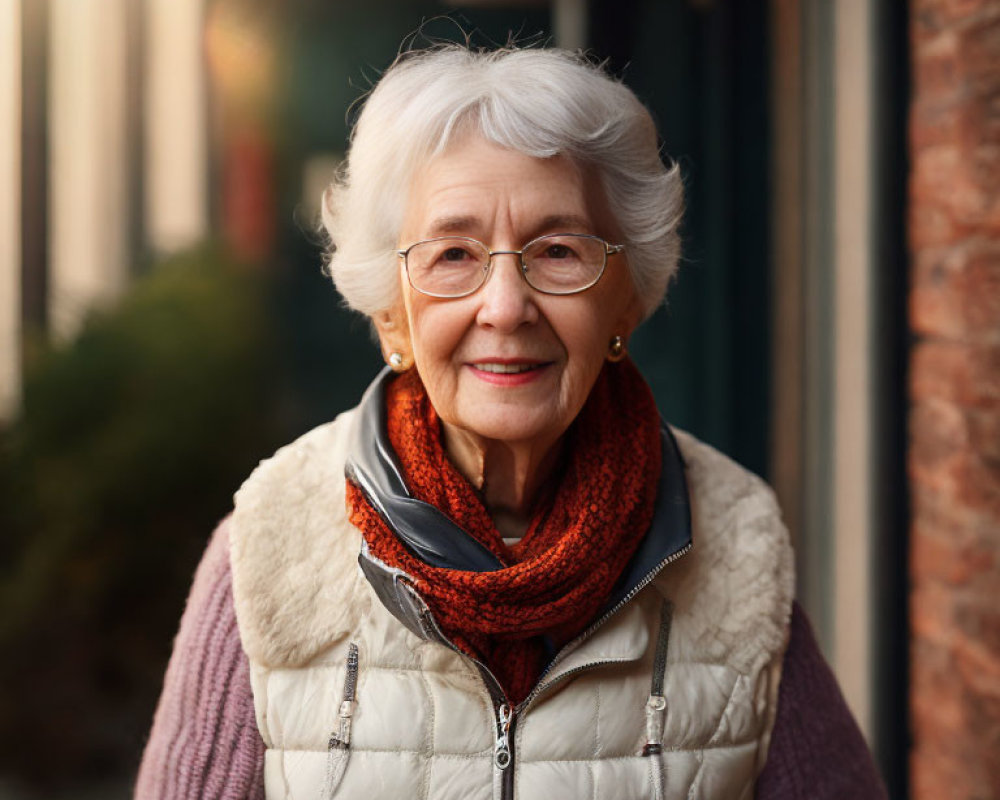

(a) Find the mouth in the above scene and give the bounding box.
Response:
[471,362,545,374]
[467,359,552,385]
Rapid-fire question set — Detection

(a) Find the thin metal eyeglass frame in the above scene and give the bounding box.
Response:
[396,233,626,299]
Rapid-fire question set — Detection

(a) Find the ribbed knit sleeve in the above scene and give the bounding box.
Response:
[134,525,885,800]
[134,519,265,800]
[756,602,888,800]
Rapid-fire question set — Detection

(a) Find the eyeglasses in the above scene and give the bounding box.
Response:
[396,233,625,299]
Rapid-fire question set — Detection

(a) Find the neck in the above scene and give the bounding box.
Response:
[441,422,563,521]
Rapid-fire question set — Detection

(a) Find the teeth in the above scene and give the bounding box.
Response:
[474,363,540,374]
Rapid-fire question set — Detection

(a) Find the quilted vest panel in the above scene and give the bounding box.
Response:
[231,409,793,800]
[250,567,779,800]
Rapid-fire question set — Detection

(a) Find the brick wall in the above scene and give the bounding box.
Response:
[908,1,1000,797]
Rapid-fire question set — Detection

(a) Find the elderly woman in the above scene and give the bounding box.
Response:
[136,46,885,799]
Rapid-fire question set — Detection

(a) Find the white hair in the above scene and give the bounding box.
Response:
[321,45,684,319]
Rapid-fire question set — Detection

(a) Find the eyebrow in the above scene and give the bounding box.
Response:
[425,215,481,236]
[424,213,595,239]
[533,214,594,234]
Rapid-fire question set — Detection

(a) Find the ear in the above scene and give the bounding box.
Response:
[373,304,412,367]
[615,287,645,343]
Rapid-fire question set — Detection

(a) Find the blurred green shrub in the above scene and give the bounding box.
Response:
[0,247,285,789]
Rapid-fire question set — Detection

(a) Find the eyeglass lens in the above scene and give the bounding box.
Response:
[405,234,608,297]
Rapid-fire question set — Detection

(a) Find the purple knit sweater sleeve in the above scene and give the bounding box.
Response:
[756,602,888,800]
[134,519,265,800]
[135,527,884,799]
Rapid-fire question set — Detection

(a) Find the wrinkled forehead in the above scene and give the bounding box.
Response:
[400,134,616,243]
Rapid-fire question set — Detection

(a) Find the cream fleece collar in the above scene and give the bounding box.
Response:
[230,407,794,674]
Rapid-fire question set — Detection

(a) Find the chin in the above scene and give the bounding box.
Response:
[457,407,565,447]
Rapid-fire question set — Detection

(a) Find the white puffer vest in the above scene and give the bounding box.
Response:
[230,405,794,800]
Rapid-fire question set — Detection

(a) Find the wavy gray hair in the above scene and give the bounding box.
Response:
[322,45,684,319]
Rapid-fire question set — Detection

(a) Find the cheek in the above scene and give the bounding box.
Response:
[553,294,626,390]
[408,304,462,363]
[558,301,617,361]
[568,330,608,371]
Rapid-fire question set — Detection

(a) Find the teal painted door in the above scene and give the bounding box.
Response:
[590,0,771,477]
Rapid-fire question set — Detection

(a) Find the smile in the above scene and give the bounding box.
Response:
[467,360,551,386]
[471,362,544,374]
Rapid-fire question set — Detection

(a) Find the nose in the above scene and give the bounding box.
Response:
[474,252,539,331]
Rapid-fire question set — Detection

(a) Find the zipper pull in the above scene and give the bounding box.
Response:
[494,703,512,769]
[642,694,666,756]
[330,643,359,749]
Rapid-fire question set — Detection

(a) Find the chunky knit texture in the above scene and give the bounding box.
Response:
[135,524,885,799]
[134,518,264,800]
[755,607,888,798]
[347,359,662,703]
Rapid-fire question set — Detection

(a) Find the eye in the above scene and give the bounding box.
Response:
[440,246,474,262]
[542,243,576,259]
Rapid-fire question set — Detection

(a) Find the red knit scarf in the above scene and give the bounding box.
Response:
[346,359,662,704]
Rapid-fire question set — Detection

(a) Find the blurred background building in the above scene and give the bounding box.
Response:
[0,0,997,797]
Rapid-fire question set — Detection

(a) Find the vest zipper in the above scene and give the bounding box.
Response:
[474,664,516,800]
[494,703,512,769]
[496,704,517,800]
[517,542,692,713]
[405,541,692,800]
[643,600,674,799]
[340,641,359,739]
[492,545,689,798]
[413,601,519,796]
[322,642,359,799]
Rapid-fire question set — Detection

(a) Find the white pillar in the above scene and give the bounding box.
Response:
[48,0,130,338]
[832,0,875,739]
[145,0,208,254]
[769,0,805,551]
[772,0,880,743]
[0,0,21,419]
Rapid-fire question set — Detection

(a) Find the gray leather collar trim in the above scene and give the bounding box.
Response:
[347,367,693,625]
[357,540,448,644]
[345,368,504,571]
